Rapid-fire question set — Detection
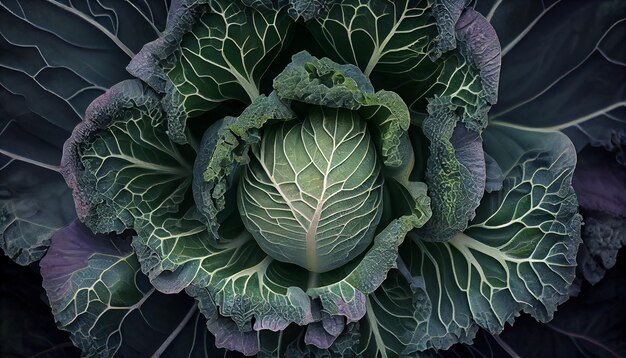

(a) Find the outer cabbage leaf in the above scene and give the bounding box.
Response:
[61,80,194,233]
[477,0,626,288]
[480,0,626,152]
[134,209,315,331]
[416,100,486,242]
[444,251,626,358]
[39,220,236,358]
[307,1,501,131]
[0,0,170,264]
[193,93,295,239]
[244,0,328,20]
[273,51,412,168]
[132,206,427,354]
[188,287,360,357]
[127,0,293,144]
[0,162,75,265]
[399,127,580,351]
[263,322,361,357]
[347,268,431,357]
[576,209,626,287]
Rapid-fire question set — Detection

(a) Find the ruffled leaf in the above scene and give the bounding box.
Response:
[193,93,295,238]
[61,80,194,233]
[401,127,581,351]
[273,51,413,169]
[417,99,486,242]
[273,50,374,109]
[133,209,315,333]
[308,1,501,131]
[128,0,294,144]
[132,207,427,354]
[188,289,360,357]
[0,0,171,264]
[576,209,626,286]
[444,252,626,357]
[40,221,233,358]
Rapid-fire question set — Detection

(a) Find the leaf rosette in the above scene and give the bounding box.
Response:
[25,0,584,356]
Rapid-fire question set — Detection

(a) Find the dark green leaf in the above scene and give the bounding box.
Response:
[40,220,236,358]
[61,80,194,233]
[128,0,294,143]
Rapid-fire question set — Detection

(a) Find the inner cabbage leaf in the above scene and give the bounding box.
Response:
[239,106,383,272]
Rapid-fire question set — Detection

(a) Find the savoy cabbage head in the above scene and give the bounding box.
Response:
[0,0,624,357]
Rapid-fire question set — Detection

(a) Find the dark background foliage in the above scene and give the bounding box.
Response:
[0,255,80,358]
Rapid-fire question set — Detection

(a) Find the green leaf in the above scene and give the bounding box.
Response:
[307,1,500,130]
[128,0,294,144]
[273,50,375,110]
[307,216,420,321]
[133,209,315,334]
[400,128,581,351]
[241,0,329,20]
[417,98,486,242]
[239,105,384,273]
[39,221,232,358]
[193,93,296,239]
[352,268,430,357]
[189,288,359,357]
[0,0,171,265]
[306,0,450,76]
[61,80,194,233]
[287,0,328,20]
[360,90,411,169]
[273,51,413,169]
[132,210,426,353]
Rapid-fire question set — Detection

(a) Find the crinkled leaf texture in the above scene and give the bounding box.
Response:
[39,220,240,358]
[61,79,194,234]
[134,53,431,354]
[307,0,500,129]
[128,0,293,144]
[133,207,425,355]
[444,250,626,358]
[306,0,501,242]
[358,126,581,353]
[0,0,171,264]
